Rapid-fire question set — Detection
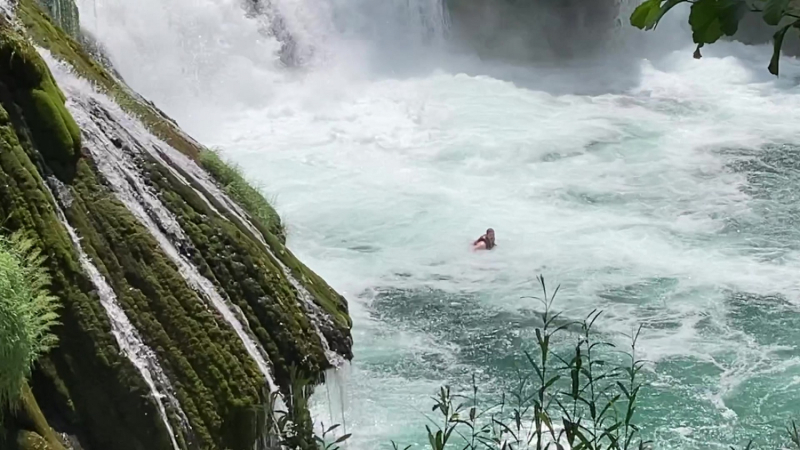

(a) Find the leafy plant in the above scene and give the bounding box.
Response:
[0,232,59,409]
[788,421,800,448]
[380,276,800,450]
[316,422,352,450]
[630,0,800,75]
[392,275,651,450]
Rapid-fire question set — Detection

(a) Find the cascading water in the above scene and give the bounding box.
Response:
[37,0,80,37]
[142,110,348,367]
[47,183,189,450]
[76,0,800,449]
[38,49,286,409]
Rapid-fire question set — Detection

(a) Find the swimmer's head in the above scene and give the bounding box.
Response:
[486,228,495,240]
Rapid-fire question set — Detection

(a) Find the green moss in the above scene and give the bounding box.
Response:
[1,3,353,449]
[0,25,81,180]
[198,148,286,242]
[22,89,80,165]
[262,230,352,334]
[16,0,200,158]
[64,158,266,449]
[0,26,175,450]
[145,158,327,384]
[194,150,351,349]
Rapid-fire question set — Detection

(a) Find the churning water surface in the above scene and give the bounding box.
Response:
[76,0,800,447]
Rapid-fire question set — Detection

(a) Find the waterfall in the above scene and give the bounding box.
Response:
[46,179,188,450]
[146,140,346,368]
[321,366,349,437]
[0,0,12,18]
[36,0,80,38]
[37,49,285,406]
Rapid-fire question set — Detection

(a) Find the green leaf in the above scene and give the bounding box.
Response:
[631,0,663,29]
[768,22,794,75]
[616,381,630,398]
[763,0,791,25]
[719,0,748,35]
[544,375,561,390]
[689,0,724,44]
[334,434,352,444]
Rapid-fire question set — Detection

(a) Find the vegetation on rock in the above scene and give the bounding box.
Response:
[0,233,59,409]
[0,1,353,449]
[15,0,202,158]
[0,21,177,449]
[196,148,352,342]
[199,148,286,242]
[14,0,352,342]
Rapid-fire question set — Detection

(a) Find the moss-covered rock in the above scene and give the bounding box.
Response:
[15,0,203,158]
[195,148,352,350]
[4,385,66,450]
[0,27,81,180]
[146,158,327,383]
[15,0,352,357]
[0,55,175,449]
[0,1,353,448]
[63,156,265,449]
[198,149,286,243]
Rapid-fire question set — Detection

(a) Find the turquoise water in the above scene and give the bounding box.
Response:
[77,0,800,447]
[214,65,800,448]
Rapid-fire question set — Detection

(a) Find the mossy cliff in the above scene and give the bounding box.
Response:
[0,1,352,449]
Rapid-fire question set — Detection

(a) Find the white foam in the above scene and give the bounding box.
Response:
[0,0,14,19]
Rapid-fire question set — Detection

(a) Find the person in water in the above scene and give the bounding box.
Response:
[473,228,496,250]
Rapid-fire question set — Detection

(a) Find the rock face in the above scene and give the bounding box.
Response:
[445,0,621,62]
[35,0,78,38]
[0,1,352,450]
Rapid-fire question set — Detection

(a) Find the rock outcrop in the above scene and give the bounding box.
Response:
[445,0,621,62]
[35,0,78,39]
[0,1,352,449]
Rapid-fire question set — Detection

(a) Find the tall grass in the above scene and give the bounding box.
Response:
[386,276,648,450]
[198,148,287,242]
[0,232,59,409]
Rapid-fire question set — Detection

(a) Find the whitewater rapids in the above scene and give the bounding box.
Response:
[76,0,800,448]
